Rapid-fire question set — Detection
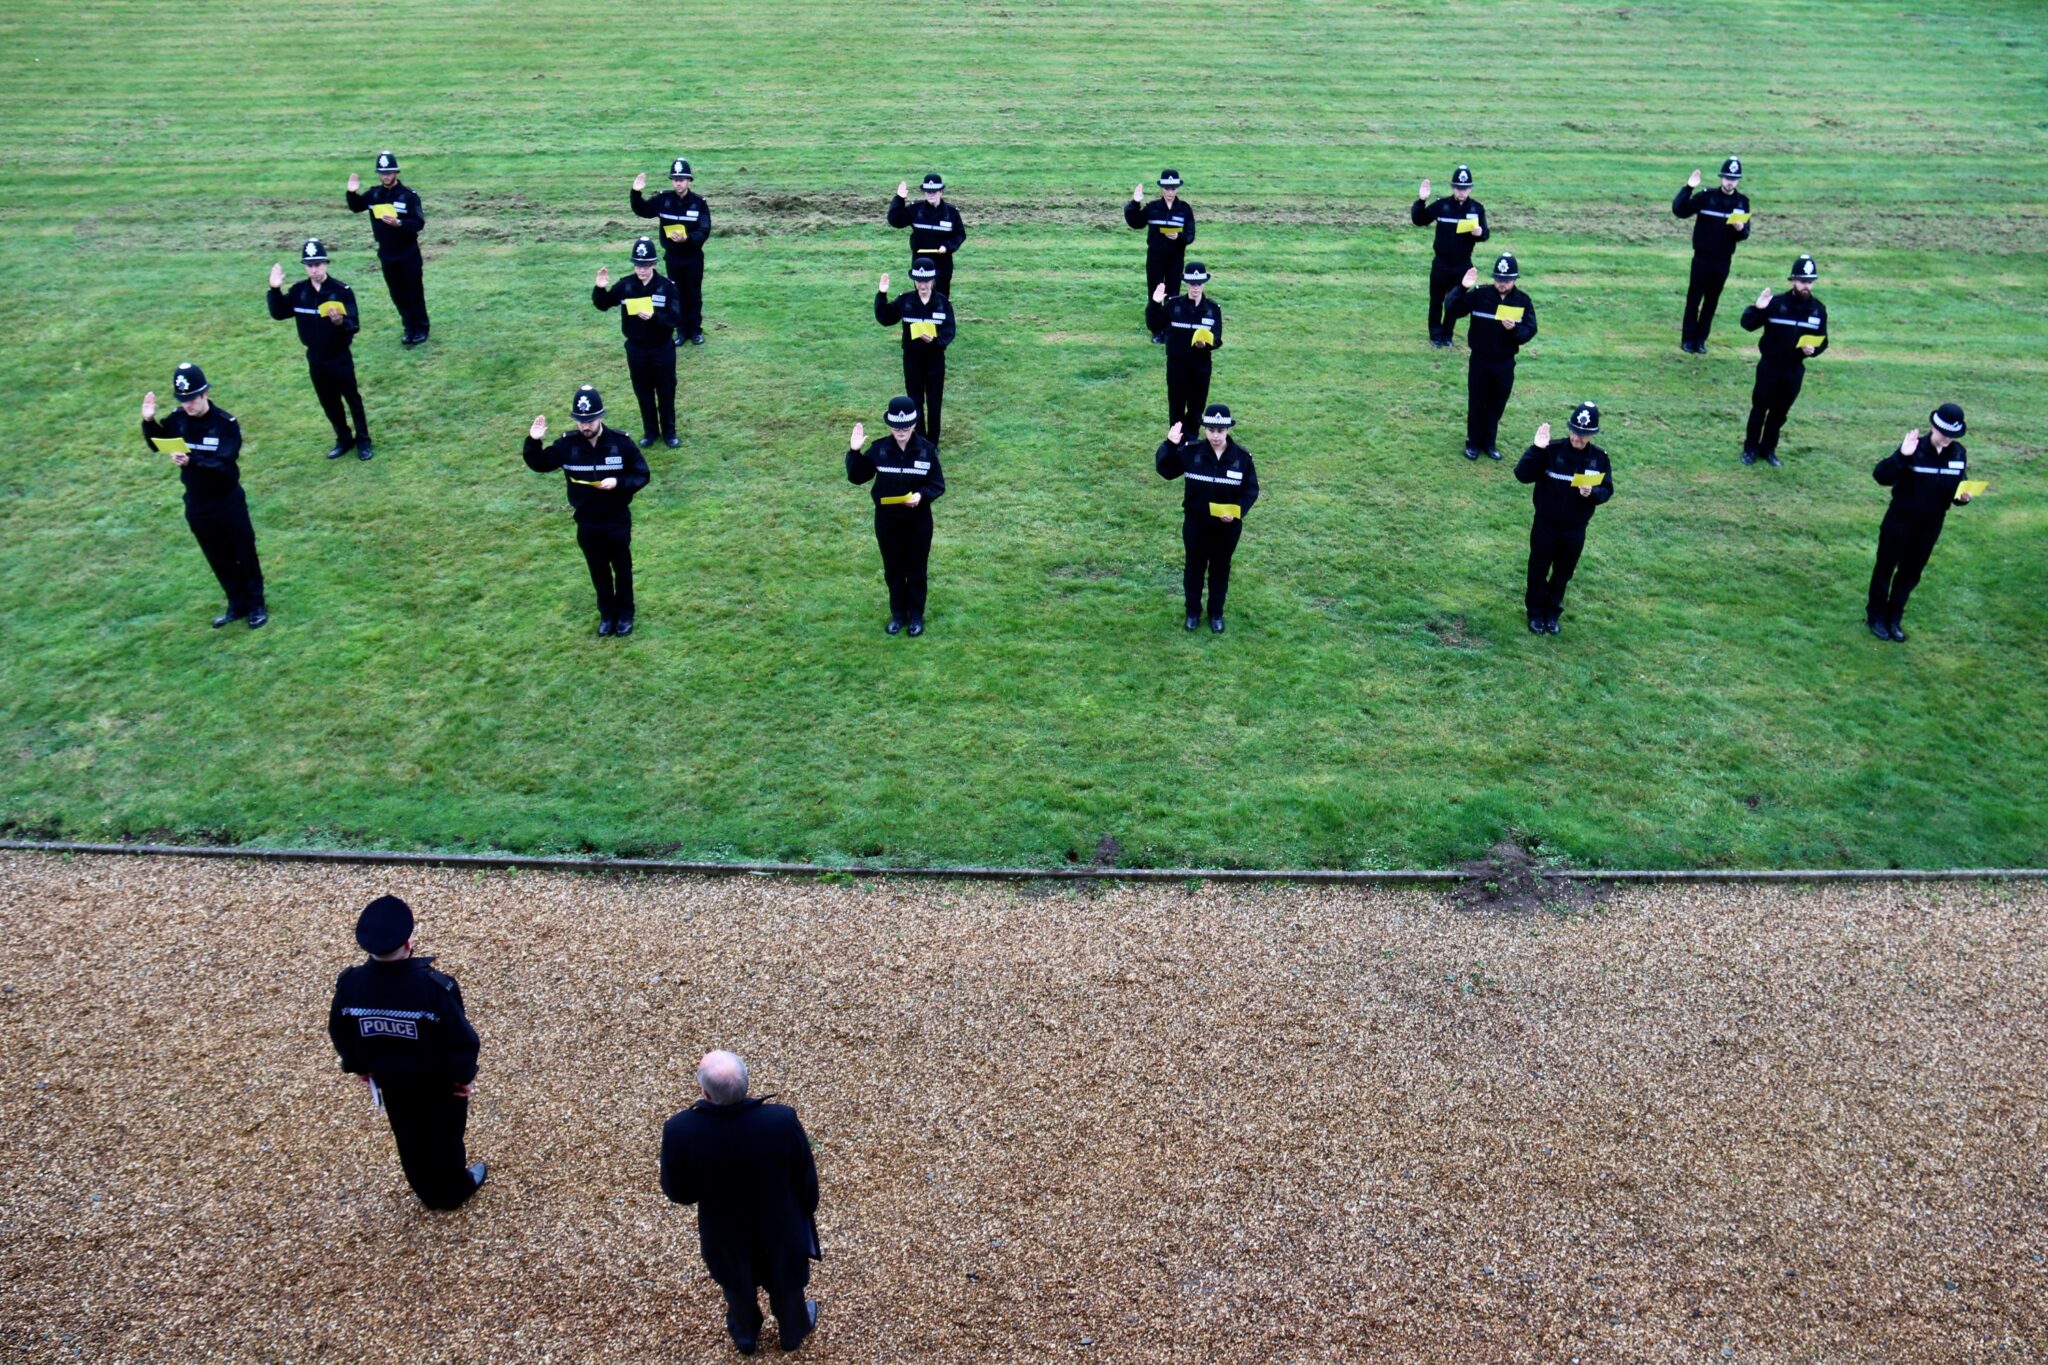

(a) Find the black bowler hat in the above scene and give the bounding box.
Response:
[171,361,209,398]
[1201,402,1233,429]
[1569,401,1600,435]
[920,173,944,192]
[1158,169,1182,188]
[1181,260,1210,284]
[670,157,693,179]
[1929,403,1966,437]
[631,236,658,264]
[884,395,919,428]
[355,894,414,954]
[375,150,400,173]
[1719,156,1742,181]
[1452,164,1473,188]
[1789,254,1818,282]
[1492,252,1519,280]
[300,237,329,264]
[572,384,605,420]
[908,256,938,280]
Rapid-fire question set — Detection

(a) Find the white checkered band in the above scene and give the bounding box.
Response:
[1201,410,1233,427]
[909,259,937,277]
[1182,265,1209,282]
[1931,410,1964,434]
[886,407,918,426]
[921,176,944,191]
[1159,171,1181,187]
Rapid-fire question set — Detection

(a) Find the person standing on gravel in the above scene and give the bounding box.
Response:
[326,895,487,1210]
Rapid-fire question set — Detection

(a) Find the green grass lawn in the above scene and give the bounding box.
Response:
[2,0,2045,870]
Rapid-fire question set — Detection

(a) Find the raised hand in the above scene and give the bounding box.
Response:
[1167,421,1184,444]
[850,421,866,448]
[1461,266,1478,289]
[1687,168,1702,189]
[530,414,547,440]
[1132,182,1144,202]
[633,172,647,192]
[347,172,360,193]
[1755,286,1773,308]
[878,272,890,292]
[1419,177,1431,199]
[596,266,610,288]
[1900,428,1920,456]
[269,262,285,289]
[1152,282,1167,304]
[896,180,909,199]
[141,391,156,420]
[1533,422,1551,448]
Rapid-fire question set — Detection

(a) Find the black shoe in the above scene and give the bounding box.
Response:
[734,1341,758,1357]
[886,616,903,635]
[1151,332,1165,344]
[1887,618,1907,643]
[1487,448,1502,461]
[664,435,681,448]
[246,608,268,630]
[690,332,706,345]
[907,617,925,637]
[467,1161,487,1192]
[638,433,657,448]
[782,1300,819,1352]
[401,331,423,347]
[598,618,614,637]
[1529,615,1544,634]
[355,440,374,461]
[614,617,633,637]
[1694,342,1708,355]
[1545,615,1561,634]
[1740,447,1758,466]
[325,439,354,460]
[1463,445,1480,461]
[1184,613,1199,631]
[212,609,243,628]
[1867,614,1889,640]
[1763,451,1782,468]
[1209,616,1224,633]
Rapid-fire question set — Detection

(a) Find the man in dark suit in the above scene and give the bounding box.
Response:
[661,1051,821,1355]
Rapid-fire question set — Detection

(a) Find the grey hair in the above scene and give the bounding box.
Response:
[696,1050,749,1104]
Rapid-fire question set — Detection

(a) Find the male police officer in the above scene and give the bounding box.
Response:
[630,157,712,345]
[1738,255,1829,466]
[1866,404,1976,642]
[846,398,945,636]
[1125,170,1196,341]
[1672,157,1752,353]
[1442,253,1538,460]
[524,386,651,636]
[1156,403,1259,633]
[593,239,683,448]
[139,363,266,629]
[344,150,430,344]
[327,894,486,1210]
[1146,263,1223,432]
[267,239,372,461]
[1513,403,1614,634]
[887,174,966,299]
[874,259,955,445]
[1410,164,1490,347]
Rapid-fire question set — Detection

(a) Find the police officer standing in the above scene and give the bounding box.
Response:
[1513,403,1614,635]
[630,157,712,346]
[326,894,486,1210]
[593,238,683,448]
[1671,157,1751,353]
[267,239,373,461]
[887,174,966,299]
[1442,253,1538,460]
[1738,255,1829,466]
[139,363,267,629]
[344,150,430,345]
[1156,403,1259,633]
[846,398,945,636]
[1410,165,1489,347]
[523,386,651,637]
[874,259,954,445]
[1146,263,1223,432]
[1125,170,1195,342]
[1866,405,1976,642]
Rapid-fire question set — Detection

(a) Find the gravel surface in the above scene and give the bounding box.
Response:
[1,853,2043,1362]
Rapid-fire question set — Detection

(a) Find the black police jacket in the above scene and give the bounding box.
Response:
[344,181,426,259]
[1741,290,1828,366]
[1874,438,1969,523]
[661,1096,821,1286]
[327,955,480,1084]
[1146,292,1224,358]
[875,288,955,350]
[142,405,245,509]
[1410,195,1489,264]
[524,427,651,528]
[1124,196,1196,255]
[630,187,712,254]
[594,273,682,347]
[1157,436,1259,516]
[1671,184,1751,262]
[1514,440,1614,529]
[887,195,967,257]
[267,277,360,361]
[848,433,944,509]
[1443,284,1537,360]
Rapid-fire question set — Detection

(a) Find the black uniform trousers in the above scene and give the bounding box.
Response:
[381,250,429,336]
[1428,259,1468,342]
[1683,257,1730,346]
[1526,515,1587,617]
[576,519,635,620]
[377,1076,476,1210]
[666,252,704,339]
[1745,361,1805,455]
[1145,251,1184,327]
[626,342,679,441]
[718,1264,811,1352]
[186,498,265,613]
[309,357,370,446]
[1182,509,1243,617]
[875,505,932,620]
[902,345,946,445]
[1165,353,1212,433]
[1466,357,1516,451]
[1867,508,1944,623]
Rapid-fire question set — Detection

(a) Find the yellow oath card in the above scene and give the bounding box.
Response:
[908,321,939,341]
[1957,480,1988,497]
[567,476,605,487]
[1797,333,1825,348]
[1727,211,1752,226]
[915,246,947,254]
[623,296,656,318]
[371,203,399,221]
[1495,305,1525,323]
[1208,502,1242,519]
[318,300,347,318]
[1456,216,1480,234]
[1158,227,1181,238]
[1571,471,1606,488]
[1191,326,1215,347]
[150,436,190,454]
[663,223,688,240]
[880,493,915,505]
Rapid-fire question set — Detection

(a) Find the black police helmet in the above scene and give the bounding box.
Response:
[375,150,400,173]
[1719,156,1742,181]
[171,361,209,398]
[300,238,329,264]
[1789,254,1818,282]
[572,384,605,420]
[1492,252,1519,280]
[670,157,693,179]
[1452,164,1473,187]
[631,237,658,265]
[1569,401,1600,435]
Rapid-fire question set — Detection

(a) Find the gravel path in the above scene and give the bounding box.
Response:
[1,853,2043,1361]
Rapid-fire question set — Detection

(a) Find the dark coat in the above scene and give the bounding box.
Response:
[661,1096,821,1288]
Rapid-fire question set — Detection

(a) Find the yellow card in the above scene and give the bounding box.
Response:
[1796,334,1825,349]
[663,223,688,241]
[1455,216,1480,234]
[371,203,399,221]
[150,436,190,455]
[623,296,656,318]
[1571,471,1606,488]
[1495,305,1525,324]
[880,493,915,505]
[1957,480,1987,497]
[908,320,939,341]
[1208,502,1242,519]
[317,300,347,318]
[1158,227,1181,238]
[915,246,948,254]
[567,476,606,487]
[1727,211,1751,226]
[1191,326,1215,347]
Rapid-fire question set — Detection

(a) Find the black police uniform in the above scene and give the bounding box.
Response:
[1411,188,1489,344]
[594,266,684,443]
[1442,274,1537,456]
[1156,427,1259,626]
[328,950,482,1210]
[344,161,429,341]
[141,377,265,624]
[848,426,945,629]
[524,405,652,628]
[267,269,370,456]
[887,187,966,297]
[1739,283,1827,461]
[1672,171,1750,349]
[1513,430,1614,628]
[630,173,711,342]
[1145,289,1223,432]
[1867,431,1970,636]
[874,286,955,445]
[1124,189,1196,330]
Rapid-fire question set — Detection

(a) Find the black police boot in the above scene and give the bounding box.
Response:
[325,437,355,459]
[885,615,903,635]
[638,433,657,449]
[1463,444,1480,461]
[1487,448,1502,461]
[1208,615,1224,634]
[1887,615,1907,643]
[614,616,634,637]
[1764,450,1783,468]
[212,607,244,628]
[246,607,268,629]
[1151,332,1165,344]
[598,617,614,637]
[1867,611,1890,640]
[1740,446,1758,466]
[355,439,374,461]
[782,1300,819,1353]
[1529,614,1544,634]
[1545,615,1561,634]
[907,616,925,637]
[690,332,706,346]
[664,434,681,448]
[1184,613,1199,631]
